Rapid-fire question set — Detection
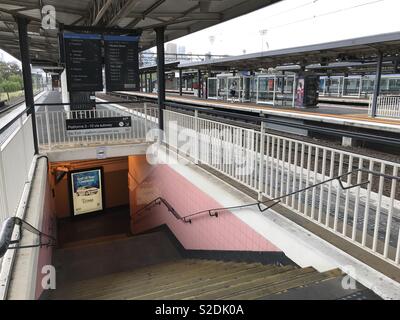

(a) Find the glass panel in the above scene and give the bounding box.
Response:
[208,78,217,98]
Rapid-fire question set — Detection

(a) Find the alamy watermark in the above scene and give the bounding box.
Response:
[145,120,256,176]
[41,5,56,30]
[41,265,56,290]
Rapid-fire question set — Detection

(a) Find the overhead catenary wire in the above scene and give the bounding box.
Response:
[262,0,386,32]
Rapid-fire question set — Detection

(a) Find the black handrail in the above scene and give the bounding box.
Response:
[0,89,45,134]
[34,100,151,107]
[134,168,400,224]
[0,217,56,258]
[0,107,32,135]
[135,197,189,222]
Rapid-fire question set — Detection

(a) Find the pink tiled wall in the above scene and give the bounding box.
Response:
[129,157,280,252]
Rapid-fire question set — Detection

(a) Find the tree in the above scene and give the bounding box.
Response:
[0,62,23,100]
[0,61,22,80]
[0,80,21,100]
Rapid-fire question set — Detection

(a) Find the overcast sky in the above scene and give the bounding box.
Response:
[0,0,398,64]
[167,0,400,55]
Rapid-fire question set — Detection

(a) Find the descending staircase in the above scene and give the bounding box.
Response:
[50,228,380,300]
[51,259,343,300]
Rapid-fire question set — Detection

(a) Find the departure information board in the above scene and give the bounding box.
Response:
[64,33,103,92]
[104,35,140,91]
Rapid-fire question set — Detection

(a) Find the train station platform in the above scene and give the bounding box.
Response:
[117,91,400,134]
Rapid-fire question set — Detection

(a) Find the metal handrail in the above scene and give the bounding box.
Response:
[0,217,56,258]
[34,100,153,107]
[164,101,400,147]
[135,168,400,225]
[0,107,32,135]
[135,197,189,222]
[0,89,45,134]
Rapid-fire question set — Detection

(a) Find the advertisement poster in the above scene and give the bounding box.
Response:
[70,168,103,216]
[295,78,305,107]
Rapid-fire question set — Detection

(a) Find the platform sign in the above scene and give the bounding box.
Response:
[64,33,103,92]
[104,35,140,91]
[66,116,132,137]
[70,168,104,216]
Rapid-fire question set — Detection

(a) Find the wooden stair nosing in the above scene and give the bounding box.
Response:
[53,260,246,299]
[182,267,318,300]
[149,265,298,300]
[68,261,268,300]
[222,268,343,300]
[122,265,282,301]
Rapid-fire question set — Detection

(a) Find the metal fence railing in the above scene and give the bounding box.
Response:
[164,109,400,268]
[369,95,400,118]
[35,105,159,150]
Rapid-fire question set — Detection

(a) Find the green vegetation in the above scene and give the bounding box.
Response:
[0,90,24,101]
[0,61,44,104]
[0,61,24,102]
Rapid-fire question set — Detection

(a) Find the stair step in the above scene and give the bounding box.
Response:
[72,260,267,300]
[182,266,314,300]
[53,231,182,284]
[59,233,130,249]
[120,264,273,300]
[52,256,345,301]
[224,268,343,300]
[72,260,239,300]
[151,265,296,300]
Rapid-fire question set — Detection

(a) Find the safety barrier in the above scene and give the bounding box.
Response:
[369,95,400,118]
[0,115,35,223]
[35,105,159,150]
[164,109,400,268]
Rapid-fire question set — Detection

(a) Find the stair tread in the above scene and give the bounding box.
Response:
[63,261,245,299]
[59,233,131,249]
[51,259,344,301]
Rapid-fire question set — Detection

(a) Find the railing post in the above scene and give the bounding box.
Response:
[370,51,383,118]
[16,16,38,154]
[44,106,52,150]
[0,151,9,221]
[258,122,266,201]
[194,109,199,164]
[144,103,148,136]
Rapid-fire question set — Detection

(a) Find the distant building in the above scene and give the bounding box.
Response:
[166,43,177,55]
[177,46,186,55]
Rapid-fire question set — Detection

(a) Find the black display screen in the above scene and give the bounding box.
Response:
[64,33,103,92]
[104,35,140,92]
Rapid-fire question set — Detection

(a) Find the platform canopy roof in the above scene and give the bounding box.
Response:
[178,32,400,72]
[0,0,281,68]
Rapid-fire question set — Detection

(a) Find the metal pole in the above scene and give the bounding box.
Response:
[179,68,183,96]
[371,52,383,118]
[17,16,38,154]
[155,27,165,130]
[197,69,201,98]
[144,73,148,93]
[149,73,153,93]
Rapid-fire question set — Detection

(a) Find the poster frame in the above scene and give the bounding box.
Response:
[68,167,106,218]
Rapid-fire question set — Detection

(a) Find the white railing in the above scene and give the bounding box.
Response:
[164,109,400,268]
[369,95,400,118]
[35,106,159,150]
[0,115,35,223]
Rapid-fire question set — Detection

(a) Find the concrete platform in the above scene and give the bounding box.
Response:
[119,91,400,134]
